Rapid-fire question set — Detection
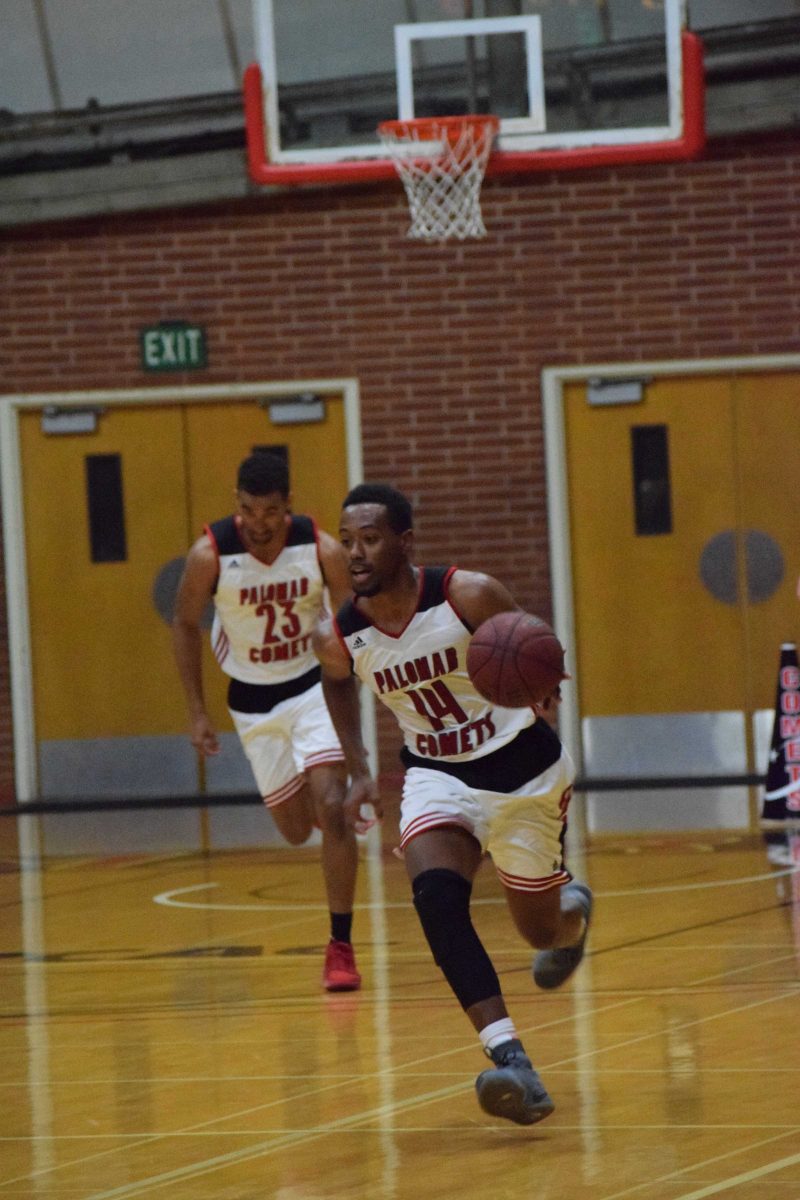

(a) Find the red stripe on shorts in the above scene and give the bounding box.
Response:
[399,812,474,848]
[305,750,345,769]
[263,775,305,808]
[495,866,570,894]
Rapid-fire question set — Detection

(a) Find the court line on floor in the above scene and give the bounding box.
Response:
[0,996,645,1192]
[152,861,800,912]
[11,839,800,1196]
[4,1120,800,1139]
[599,1135,800,1200]
[28,1122,800,1200]
[49,991,800,1200]
[673,1149,800,1199]
[5,973,798,1197]
[50,1079,512,1200]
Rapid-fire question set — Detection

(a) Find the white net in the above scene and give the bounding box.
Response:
[378,115,499,243]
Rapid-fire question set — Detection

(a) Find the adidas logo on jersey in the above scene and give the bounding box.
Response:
[352,635,366,649]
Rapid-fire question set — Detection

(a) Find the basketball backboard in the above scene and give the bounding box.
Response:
[244,0,704,186]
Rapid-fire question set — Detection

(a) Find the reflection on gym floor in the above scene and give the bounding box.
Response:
[2,814,800,1200]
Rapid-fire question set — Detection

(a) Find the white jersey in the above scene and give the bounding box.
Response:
[207,514,326,687]
[334,566,536,769]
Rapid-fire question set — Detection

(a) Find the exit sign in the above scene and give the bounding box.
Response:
[140,322,207,372]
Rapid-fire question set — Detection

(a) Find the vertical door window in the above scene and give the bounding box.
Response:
[631,424,672,536]
[86,453,127,562]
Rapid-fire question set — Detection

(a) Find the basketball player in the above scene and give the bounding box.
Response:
[172,453,361,992]
[312,483,592,1124]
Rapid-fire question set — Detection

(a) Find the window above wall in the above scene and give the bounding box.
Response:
[0,0,253,174]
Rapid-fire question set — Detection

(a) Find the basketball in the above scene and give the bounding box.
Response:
[466,611,569,708]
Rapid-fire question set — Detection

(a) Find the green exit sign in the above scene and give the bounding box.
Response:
[140,322,207,372]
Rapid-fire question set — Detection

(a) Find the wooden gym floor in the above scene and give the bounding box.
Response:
[1,809,799,1200]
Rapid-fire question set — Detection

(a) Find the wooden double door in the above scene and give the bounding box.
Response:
[564,370,800,786]
[19,395,349,800]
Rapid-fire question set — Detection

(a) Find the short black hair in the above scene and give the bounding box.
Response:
[237,452,289,498]
[342,483,413,534]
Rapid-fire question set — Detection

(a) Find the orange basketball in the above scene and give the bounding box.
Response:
[467,611,569,708]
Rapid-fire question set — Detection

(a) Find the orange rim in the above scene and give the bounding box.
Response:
[378,114,500,145]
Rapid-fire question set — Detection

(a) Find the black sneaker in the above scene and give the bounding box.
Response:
[475,1038,555,1126]
[532,882,593,990]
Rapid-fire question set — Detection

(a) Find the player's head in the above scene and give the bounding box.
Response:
[342,484,412,533]
[340,483,414,596]
[236,452,289,499]
[235,453,290,550]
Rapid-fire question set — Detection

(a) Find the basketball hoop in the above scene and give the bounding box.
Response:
[378,114,500,243]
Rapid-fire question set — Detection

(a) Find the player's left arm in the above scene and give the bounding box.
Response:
[447,569,521,631]
[318,528,352,612]
[448,570,563,718]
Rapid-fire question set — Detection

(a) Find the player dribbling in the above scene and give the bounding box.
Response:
[313,482,593,1125]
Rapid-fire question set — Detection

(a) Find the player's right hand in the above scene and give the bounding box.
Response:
[344,774,382,833]
[533,684,562,725]
[191,715,220,756]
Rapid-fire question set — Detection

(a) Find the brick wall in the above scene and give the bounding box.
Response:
[1,130,799,803]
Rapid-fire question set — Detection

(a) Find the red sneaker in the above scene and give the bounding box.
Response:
[323,940,361,992]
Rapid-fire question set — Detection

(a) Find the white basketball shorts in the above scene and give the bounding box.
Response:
[398,749,576,893]
[229,682,344,807]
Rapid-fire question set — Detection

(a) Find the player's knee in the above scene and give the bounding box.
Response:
[412,868,473,963]
[412,868,500,1009]
[312,785,347,837]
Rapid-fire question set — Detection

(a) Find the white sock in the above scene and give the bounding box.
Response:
[479,1017,517,1054]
